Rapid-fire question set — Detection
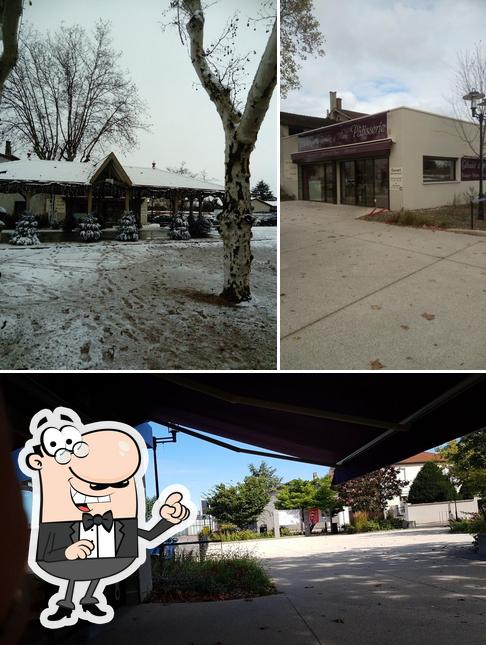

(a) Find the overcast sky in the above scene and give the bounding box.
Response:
[282,0,486,121]
[21,0,277,191]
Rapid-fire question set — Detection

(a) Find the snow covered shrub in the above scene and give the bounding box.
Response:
[117,211,139,241]
[79,214,101,242]
[168,213,190,240]
[10,211,40,245]
[188,212,212,238]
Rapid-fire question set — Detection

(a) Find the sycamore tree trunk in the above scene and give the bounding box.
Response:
[220,139,254,301]
[0,0,22,98]
[182,0,277,303]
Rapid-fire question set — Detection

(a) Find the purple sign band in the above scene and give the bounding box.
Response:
[299,113,388,152]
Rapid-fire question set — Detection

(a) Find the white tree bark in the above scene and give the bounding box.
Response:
[183,0,277,302]
[0,0,22,98]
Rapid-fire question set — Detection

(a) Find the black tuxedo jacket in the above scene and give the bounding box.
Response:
[36,517,174,562]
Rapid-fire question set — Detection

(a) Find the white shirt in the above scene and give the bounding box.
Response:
[79,520,116,558]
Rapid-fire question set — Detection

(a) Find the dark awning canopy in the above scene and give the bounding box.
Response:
[291,139,393,164]
[2,374,484,484]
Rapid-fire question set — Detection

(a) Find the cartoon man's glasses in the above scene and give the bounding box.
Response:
[41,426,90,464]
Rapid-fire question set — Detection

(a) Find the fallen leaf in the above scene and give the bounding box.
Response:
[421,312,435,321]
[332,618,345,624]
[370,359,384,370]
[400,325,409,330]
[371,304,382,310]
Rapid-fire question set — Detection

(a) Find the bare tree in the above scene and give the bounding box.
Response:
[166,1,277,302]
[1,20,149,161]
[280,0,324,99]
[0,0,22,97]
[166,160,198,177]
[450,43,486,160]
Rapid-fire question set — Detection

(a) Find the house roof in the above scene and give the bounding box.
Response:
[334,108,368,120]
[396,451,444,465]
[0,153,224,192]
[281,111,334,131]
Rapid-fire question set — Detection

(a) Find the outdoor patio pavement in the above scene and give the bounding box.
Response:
[280,201,486,369]
[86,527,486,645]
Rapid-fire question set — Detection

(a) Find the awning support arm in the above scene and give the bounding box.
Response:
[165,422,325,466]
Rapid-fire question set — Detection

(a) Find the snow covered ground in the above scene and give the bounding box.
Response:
[0,228,276,369]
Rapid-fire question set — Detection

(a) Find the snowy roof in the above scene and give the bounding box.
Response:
[0,159,93,184]
[125,165,223,191]
[251,197,278,206]
[0,154,224,192]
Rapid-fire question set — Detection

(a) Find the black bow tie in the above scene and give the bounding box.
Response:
[82,510,114,532]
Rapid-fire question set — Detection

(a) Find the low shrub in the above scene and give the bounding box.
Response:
[148,550,276,602]
[449,514,486,534]
[209,529,273,542]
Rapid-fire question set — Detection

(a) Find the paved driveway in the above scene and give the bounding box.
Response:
[89,528,485,645]
[281,201,486,369]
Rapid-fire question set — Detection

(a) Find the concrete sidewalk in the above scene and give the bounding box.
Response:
[86,528,485,645]
[280,201,486,369]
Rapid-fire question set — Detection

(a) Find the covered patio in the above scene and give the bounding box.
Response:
[0,152,224,236]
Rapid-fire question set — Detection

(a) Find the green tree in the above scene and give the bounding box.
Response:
[251,180,276,201]
[206,465,275,529]
[407,462,456,504]
[145,494,157,520]
[248,461,282,494]
[337,467,405,518]
[280,0,325,98]
[439,430,486,499]
[276,475,338,534]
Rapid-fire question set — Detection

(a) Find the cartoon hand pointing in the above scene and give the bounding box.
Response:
[160,492,190,524]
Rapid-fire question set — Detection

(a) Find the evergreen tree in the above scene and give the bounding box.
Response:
[188,212,212,238]
[168,213,190,240]
[117,211,139,241]
[10,211,40,245]
[407,462,456,504]
[251,180,276,201]
[79,214,101,242]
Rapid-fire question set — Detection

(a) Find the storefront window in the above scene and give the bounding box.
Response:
[302,162,336,203]
[423,157,456,182]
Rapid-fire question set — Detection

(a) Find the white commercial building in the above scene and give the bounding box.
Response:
[283,106,484,211]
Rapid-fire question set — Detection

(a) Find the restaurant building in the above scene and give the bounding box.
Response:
[284,106,485,211]
[0,152,224,229]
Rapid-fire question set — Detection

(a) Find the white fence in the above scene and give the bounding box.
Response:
[404,498,479,526]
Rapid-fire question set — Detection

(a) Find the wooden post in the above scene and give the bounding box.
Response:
[87,188,93,214]
[25,189,33,211]
[125,190,130,212]
[189,196,194,216]
[198,194,203,216]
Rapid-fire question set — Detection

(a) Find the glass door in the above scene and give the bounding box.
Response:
[340,161,356,205]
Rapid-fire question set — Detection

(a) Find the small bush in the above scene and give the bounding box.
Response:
[449,514,486,534]
[117,211,139,241]
[279,527,293,536]
[148,550,276,602]
[79,214,101,242]
[9,211,40,246]
[188,212,212,238]
[209,529,273,542]
[168,213,190,240]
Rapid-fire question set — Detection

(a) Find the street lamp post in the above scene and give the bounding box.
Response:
[463,89,486,221]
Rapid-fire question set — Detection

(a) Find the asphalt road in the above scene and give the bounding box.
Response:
[280,201,486,370]
[89,528,485,645]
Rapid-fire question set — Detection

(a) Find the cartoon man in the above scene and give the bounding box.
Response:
[19,407,195,629]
